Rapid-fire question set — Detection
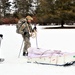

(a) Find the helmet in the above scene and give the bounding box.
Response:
[26,16,33,20]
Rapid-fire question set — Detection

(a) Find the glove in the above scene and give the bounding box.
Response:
[32,27,37,32]
[33,26,37,31]
[24,32,27,35]
[0,34,3,39]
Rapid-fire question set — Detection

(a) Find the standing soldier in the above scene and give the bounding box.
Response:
[16,15,36,56]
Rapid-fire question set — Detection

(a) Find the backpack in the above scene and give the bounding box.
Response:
[16,18,27,34]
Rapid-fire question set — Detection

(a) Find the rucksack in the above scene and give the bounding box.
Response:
[16,18,27,34]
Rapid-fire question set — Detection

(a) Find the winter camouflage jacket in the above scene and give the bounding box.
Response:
[16,18,33,37]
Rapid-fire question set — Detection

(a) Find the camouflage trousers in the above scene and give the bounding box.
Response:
[22,36,31,53]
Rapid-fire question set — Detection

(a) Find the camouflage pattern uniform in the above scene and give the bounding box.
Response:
[16,18,33,55]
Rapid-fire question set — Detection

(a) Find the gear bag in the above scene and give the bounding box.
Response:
[16,18,26,34]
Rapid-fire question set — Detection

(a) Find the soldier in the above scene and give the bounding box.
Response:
[16,15,36,56]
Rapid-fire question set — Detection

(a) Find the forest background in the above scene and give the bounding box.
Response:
[0,0,75,26]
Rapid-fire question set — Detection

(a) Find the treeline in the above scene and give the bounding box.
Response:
[0,18,18,25]
[35,0,75,25]
[0,0,75,25]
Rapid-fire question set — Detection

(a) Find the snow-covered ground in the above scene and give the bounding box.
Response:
[0,25,75,75]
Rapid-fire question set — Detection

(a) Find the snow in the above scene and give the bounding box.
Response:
[0,25,75,75]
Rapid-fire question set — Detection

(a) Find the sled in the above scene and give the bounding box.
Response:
[27,47,75,66]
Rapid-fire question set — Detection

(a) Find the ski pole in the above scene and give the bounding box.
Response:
[34,24,39,49]
[18,40,24,58]
[0,39,1,47]
[0,34,3,47]
[36,32,38,48]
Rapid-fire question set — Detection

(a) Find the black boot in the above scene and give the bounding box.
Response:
[25,52,28,56]
[0,58,4,62]
[23,52,28,56]
[23,52,25,56]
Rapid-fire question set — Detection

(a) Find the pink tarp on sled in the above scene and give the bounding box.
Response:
[28,47,75,57]
[27,47,75,65]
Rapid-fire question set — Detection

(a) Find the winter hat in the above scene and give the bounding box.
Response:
[26,16,33,20]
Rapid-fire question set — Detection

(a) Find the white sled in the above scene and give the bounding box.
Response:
[27,47,75,66]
